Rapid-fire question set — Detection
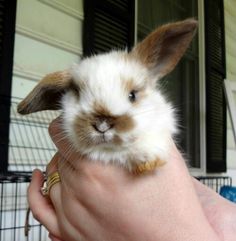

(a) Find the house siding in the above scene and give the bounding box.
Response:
[9,0,83,172]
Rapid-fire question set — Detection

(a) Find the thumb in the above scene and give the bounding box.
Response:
[28,169,62,238]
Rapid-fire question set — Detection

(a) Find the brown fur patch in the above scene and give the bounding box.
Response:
[114,114,135,133]
[132,158,166,175]
[17,70,72,114]
[133,90,147,106]
[73,113,95,148]
[93,102,135,133]
[131,19,198,78]
[113,135,123,145]
[73,113,126,147]
[41,71,72,86]
[123,78,136,93]
[93,102,112,117]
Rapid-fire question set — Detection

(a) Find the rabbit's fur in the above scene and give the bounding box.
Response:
[18,19,197,172]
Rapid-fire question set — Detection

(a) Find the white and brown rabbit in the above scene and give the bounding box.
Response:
[18,19,197,174]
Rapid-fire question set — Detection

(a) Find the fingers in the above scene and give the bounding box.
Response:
[49,233,64,241]
[48,117,62,139]
[45,153,64,218]
[46,153,60,175]
[49,117,77,159]
[192,178,232,206]
[48,117,66,150]
[28,169,61,237]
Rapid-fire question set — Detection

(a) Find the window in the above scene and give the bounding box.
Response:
[138,0,201,168]
[137,0,227,172]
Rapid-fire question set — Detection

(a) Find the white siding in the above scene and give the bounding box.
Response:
[3,1,84,239]
[10,0,83,172]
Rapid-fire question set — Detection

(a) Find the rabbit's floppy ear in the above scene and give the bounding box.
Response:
[17,70,73,114]
[131,19,198,79]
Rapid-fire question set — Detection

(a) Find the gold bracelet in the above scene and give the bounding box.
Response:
[41,171,61,196]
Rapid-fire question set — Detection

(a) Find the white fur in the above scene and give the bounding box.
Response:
[61,51,176,169]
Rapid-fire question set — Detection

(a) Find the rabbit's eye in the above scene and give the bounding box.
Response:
[129,90,137,103]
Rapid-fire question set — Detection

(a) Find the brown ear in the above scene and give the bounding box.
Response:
[131,19,198,79]
[17,70,73,114]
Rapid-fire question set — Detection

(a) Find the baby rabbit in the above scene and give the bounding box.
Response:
[18,19,197,174]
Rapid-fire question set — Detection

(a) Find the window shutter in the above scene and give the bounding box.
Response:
[83,0,135,56]
[0,0,17,173]
[205,0,226,172]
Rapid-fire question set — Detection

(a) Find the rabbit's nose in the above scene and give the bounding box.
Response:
[93,119,113,133]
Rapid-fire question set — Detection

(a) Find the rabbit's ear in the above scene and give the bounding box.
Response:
[131,19,198,79]
[17,70,73,114]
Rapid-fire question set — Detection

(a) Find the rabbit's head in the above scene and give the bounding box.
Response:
[18,19,197,167]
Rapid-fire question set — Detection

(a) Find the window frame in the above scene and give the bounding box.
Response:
[135,0,227,175]
[135,0,206,174]
[190,0,206,175]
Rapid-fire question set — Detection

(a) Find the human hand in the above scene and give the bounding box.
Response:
[28,118,223,241]
[193,179,236,241]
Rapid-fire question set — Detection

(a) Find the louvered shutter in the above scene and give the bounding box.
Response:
[205,0,226,172]
[83,0,135,56]
[0,0,17,173]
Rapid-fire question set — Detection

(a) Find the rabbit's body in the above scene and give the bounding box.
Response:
[18,19,197,173]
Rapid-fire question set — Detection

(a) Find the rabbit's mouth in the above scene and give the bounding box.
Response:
[91,131,123,146]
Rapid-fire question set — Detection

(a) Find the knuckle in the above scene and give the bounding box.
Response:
[27,184,32,196]
[46,154,59,174]
[48,117,62,138]
[32,210,41,221]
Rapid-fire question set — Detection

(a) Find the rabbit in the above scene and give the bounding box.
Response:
[17,19,197,174]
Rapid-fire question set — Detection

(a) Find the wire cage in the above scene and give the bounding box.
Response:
[0,95,58,241]
[196,176,232,193]
[0,173,49,241]
[7,96,59,172]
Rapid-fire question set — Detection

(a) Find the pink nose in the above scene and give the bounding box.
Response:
[93,119,113,133]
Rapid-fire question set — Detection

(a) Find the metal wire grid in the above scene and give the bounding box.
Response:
[196,176,232,193]
[0,174,49,241]
[7,96,59,172]
[0,95,58,241]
